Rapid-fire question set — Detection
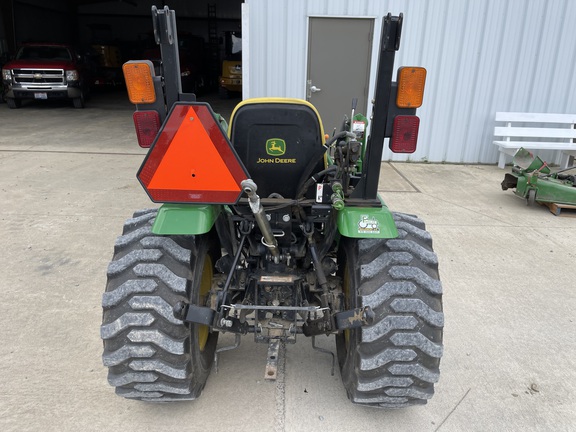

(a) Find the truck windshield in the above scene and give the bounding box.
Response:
[17,46,72,61]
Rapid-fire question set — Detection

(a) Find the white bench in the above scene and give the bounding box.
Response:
[493,112,576,168]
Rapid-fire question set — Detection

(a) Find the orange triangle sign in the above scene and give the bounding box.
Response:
[138,103,248,203]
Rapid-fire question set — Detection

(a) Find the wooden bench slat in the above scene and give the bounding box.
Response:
[494,141,576,150]
[495,112,576,123]
[494,126,576,139]
[493,112,576,169]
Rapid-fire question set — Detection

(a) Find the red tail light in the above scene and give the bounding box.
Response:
[389,115,420,153]
[133,110,161,148]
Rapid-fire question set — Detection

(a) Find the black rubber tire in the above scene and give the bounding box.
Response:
[73,94,85,109]
[526,189,536,206]
[336,212,444,408]
[101,209,219,401]
[7,98,21,109]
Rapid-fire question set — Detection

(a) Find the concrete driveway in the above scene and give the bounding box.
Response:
[0,92,574,431]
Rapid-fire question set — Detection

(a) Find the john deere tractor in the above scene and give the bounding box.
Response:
[101,6,443,408]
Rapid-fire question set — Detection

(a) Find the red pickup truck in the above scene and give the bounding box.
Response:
[2,43,90,109]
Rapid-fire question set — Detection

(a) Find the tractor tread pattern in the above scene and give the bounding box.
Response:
[390,298,444,327]
[129,359,188,379]
[102,209,203,401]
[107,371,158,387]
[129,295,184,324]
[127,329,186,355]
[100,312,155,339]
[133,263,187,294]
[102,344,157,367]
[343,212,443,408]
[102,279,158,308]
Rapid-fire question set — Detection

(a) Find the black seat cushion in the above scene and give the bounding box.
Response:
[229,101,325,198]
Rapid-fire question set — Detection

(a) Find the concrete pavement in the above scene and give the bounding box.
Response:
[0,92,574,431]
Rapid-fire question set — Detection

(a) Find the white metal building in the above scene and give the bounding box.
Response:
[242,0,576,164]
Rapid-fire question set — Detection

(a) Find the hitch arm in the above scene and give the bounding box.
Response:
[241,179,280,262]
[334,306,375,330]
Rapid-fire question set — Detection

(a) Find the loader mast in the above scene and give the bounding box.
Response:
[352,14,405,201]
[148,6,197,119]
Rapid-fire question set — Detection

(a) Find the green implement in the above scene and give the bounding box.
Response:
[502,147,576,207]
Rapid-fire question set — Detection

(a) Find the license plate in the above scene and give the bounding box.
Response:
[34,92,47,99]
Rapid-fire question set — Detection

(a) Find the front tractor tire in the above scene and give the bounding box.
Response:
[336,212,444,408]
[101,209,219,401]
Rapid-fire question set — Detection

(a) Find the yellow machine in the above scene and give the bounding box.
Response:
[219,31,242,98]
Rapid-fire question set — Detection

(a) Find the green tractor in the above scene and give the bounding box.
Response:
[101,6,443,408]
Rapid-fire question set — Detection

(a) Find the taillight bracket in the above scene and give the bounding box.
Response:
[135,75,166,123]
[384,82,417,137]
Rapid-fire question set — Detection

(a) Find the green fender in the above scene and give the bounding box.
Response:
[152,200,397,238]
[152,203,222,235]
[337,197,398,239]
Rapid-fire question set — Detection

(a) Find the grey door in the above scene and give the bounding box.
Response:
[307,17,374,134]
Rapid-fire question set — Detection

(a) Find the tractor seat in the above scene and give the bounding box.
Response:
[228,98,326,199]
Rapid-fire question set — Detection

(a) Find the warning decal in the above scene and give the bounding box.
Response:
[138,103,248,204]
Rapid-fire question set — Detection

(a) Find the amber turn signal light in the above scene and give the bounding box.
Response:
[123,60,156,104]
[396,67,426,108]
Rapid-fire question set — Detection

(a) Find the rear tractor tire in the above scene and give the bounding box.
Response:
[336,212,444,408]
[101,209,219,401]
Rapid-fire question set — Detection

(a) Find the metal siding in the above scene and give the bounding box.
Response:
[245,0,576,164]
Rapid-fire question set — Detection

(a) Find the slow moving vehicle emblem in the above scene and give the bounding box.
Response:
[266,138,286,156]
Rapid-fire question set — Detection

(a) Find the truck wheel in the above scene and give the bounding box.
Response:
[73,94,85,109]
[101,209,219,401]
[7,98,21,109]
[336,212,444,408]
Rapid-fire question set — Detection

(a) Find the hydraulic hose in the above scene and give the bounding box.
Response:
[296,165,338,200]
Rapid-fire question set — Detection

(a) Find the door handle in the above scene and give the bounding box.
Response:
[307,80,322,99]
